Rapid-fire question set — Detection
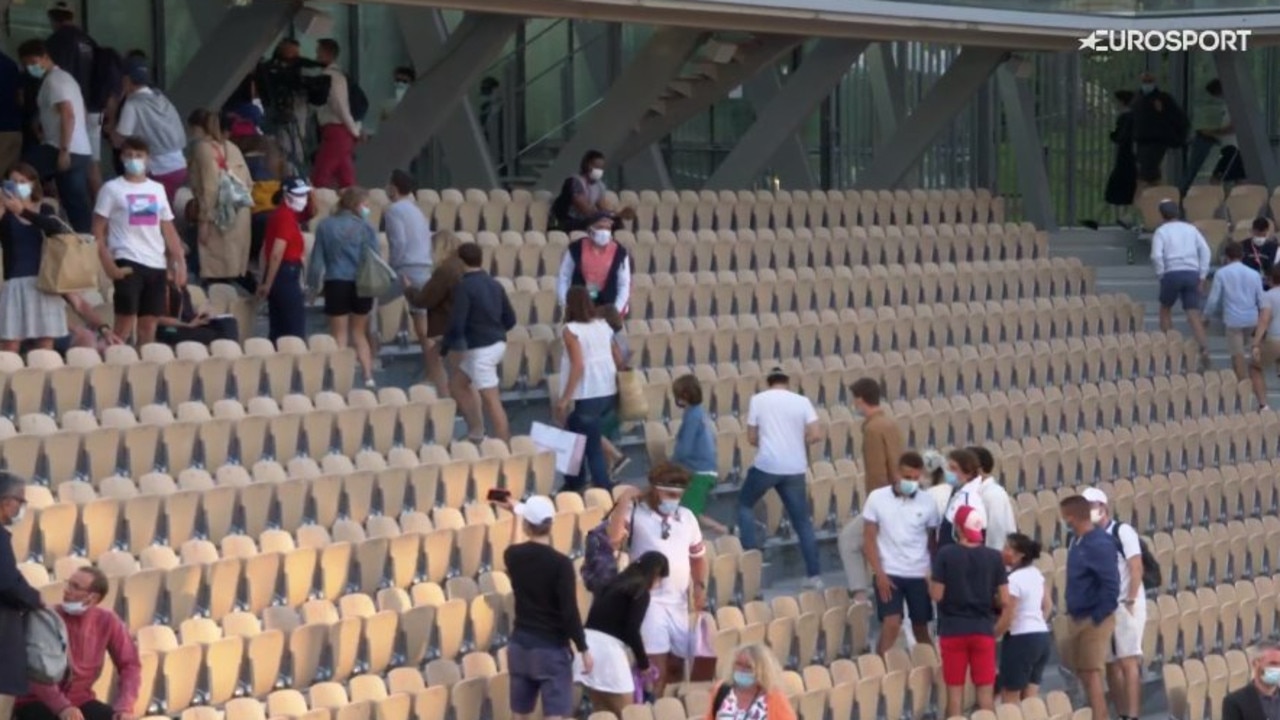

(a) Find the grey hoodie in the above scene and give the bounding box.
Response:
[120,88,188,159]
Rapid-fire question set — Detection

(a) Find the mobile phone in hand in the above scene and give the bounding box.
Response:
[486,488,511,503]
[1,180,17,196]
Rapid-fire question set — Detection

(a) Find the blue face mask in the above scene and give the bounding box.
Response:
[658,500,680,516]
[1263,667,1280,686]
[26,64,45,80]
[1140,83,1155,94]
[943,470,959,486]
[123,158,147,177]
[897,479,919,496]
[732,670,756,688]
[359,206,371,220]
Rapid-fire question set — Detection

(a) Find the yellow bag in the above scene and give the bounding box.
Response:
[616,369,649,422]
[36,220,100,294]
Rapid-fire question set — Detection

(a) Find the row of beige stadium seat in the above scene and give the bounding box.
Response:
[499,259,1092,326]
[312,186,1007,235]
[1165,651,1259,720]
[0,399,457,485]
[617,332,1198,422]
[425,224,1046,279]
[1137,183,1280,229]
[0,336,366,416]
[499,296,1146,389]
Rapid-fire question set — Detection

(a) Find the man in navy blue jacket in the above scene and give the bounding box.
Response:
[443,242,517,444]
[1061,494,1120,720]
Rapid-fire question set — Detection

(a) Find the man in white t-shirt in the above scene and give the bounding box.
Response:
[862,451,940,654]
[967,446,1017,551]
[609,463,707,698]
[1082,487,1145,720]
[17,38,94,233]
[740,367,824,588]
[93,136,186,346]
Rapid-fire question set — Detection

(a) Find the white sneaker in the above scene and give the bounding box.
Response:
[802,576,825,591]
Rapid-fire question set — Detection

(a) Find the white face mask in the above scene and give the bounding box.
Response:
[591,229,611,247]
[1254,235,1268,246]
[285,195,308,212]
[61,601,88,615]
[589,168,604,182]
[1089,508,1105,524]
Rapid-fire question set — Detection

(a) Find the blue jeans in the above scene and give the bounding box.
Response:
[268,262,307,342]
[737,467,821,577]
[37,146,92,233]
[562,394,616,492]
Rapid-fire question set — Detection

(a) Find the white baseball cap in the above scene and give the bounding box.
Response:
[514,495,556,525]
[1082,487,1108,505]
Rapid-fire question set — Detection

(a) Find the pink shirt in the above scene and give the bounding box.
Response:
[578,240,619,295]
[19,606,141,715]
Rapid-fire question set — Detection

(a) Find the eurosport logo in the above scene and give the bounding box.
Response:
[1078,29,1252,52]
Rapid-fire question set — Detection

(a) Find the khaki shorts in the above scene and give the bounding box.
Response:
[1226,327,1254,357]
[1064,614,1116,673]
[1257,339,1280,369]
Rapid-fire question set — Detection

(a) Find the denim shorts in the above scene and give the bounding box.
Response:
[1158,270,1202,311]
[507,634,574,717]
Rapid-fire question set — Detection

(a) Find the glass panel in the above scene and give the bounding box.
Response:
[6,0,81,47]
[522,19,568,144]
[84,0,154,60]
[161,0,202,84]
[355,3,410,135]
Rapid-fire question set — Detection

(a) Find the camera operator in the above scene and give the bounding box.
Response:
[310,38,361,190]
[256,39,316,175]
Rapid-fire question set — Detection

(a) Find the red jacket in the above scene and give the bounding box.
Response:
[18,606,141,715]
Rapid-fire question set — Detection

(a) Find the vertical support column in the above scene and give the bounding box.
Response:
[169,0,301,117]
[856,47,1005,190]
[744,67,817,190]
[1215,50,1280,189]
[356,13,520,186]
[996,64,1057,231]
[866,42,917,187]
[704,39,866,191]
[392,7,499,189]
[538,27,704,188]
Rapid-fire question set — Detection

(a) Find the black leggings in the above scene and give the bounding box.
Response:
[17,700,116,720]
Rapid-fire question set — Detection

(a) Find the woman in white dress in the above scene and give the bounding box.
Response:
[574,551,669,714]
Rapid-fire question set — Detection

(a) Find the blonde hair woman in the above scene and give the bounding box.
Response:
[706,643,794,720]
[405,230,467,396]
[307,186,379,387]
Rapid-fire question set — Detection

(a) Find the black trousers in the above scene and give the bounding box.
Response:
[16,700,115,720]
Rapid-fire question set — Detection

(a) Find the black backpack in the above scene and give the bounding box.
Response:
[1110,522,1162,590]
[347,80,369,123]
[550,176,578,230]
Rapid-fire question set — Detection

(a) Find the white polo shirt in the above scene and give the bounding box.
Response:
[628,502,706,604]
[1105,520,1145,600]
[861,486,940,578]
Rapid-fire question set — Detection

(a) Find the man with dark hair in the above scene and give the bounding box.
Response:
[0,471,42,720]
[15,566,141,720]
[1151,199,1211,368]
[1060,494,1119,720]
[1208,240,1268,408]
[45,1,109,196]
[93,136,186,346]
[1243,218,1279,284]
[311,38,361,189]
[1131,71,1187,192]
[384,168,434,368]
[381,66,416,122]
[964,446,1016,552]
[840,377,904,603]
[443,243,516,443]
[17,38,93,232]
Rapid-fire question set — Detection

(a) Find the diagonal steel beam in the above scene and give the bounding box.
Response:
[744,66,816,189]
[356,13,521,186]
[614,35,797,163]
[855,46,1006,190]
[1214,50,1280,189]
[538,26,706,188]
[704,39,868,191]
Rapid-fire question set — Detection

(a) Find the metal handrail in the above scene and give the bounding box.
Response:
[511,97,606,163]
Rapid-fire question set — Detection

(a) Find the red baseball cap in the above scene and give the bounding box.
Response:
[954,505,987,544]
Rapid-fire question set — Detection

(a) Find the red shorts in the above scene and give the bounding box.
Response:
[939,634,997,687]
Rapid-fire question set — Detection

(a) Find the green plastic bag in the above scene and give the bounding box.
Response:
[356,243,396,299]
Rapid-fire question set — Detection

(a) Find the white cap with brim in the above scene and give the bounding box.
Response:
[514,495,556,525]
[1082,487,1108,505]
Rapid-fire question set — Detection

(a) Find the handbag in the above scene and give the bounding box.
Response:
[356,243,396,299]
[36,214,100,294]
[616,368,649,422]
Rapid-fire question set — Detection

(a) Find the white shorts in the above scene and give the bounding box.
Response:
[640,598,690,657]
[1108,601,1146,661]
[460,341,506,391]
[87,112,103,159]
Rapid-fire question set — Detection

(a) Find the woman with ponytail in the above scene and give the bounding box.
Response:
[995,532,1053,702]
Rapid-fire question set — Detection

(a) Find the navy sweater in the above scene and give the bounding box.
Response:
[1065,527,1120,623]
[443,270,516,354]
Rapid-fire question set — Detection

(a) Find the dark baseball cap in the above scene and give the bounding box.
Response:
[766,366,789,384]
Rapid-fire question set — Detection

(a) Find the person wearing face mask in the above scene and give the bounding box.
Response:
[186,108,253,289]
[0,471,43,720]
[0,162,67,352]
[1223,641,1280,720]
[966,446,1016,552]
[574,551,669,714]
[552,149,612,232]
[556,215,631,317]
[308,185,380,387]
[1059,494,1119,720]
[994,533,1051,703]
[937,448,988,550]
[379,66,415,124]
[838,378,905,602]
[1242,218,1278,284]
[1206,241,1268,410]
[16,39,93,234]
[705,643,795,720]
[860,451,940,655]
[93,136,187,347]
[257,177,310,342]
[1130,71,1188,194]
[557,286,623,492]
[110,59,187,205]
[929,505,1008,717]
[608,463,708,698]
[14,566,141,720]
